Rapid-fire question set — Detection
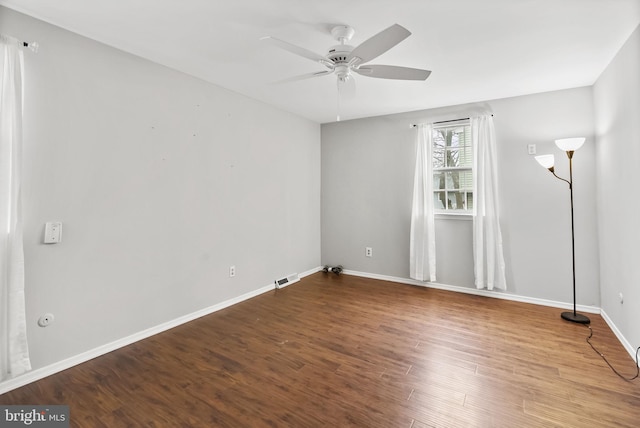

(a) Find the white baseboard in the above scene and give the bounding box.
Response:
[299,265,324,278]
[0,267,322,396]
[342,269,601,314]
[600,309,638,360]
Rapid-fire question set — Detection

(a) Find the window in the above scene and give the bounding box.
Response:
[432,121,473,212]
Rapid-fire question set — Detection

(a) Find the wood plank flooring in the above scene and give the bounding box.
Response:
[2,273,639,427]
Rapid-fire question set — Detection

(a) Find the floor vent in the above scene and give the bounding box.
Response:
[275,273,299,289]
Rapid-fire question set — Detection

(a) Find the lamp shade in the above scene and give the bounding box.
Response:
[555,137,585,151]
[535,154,555,169]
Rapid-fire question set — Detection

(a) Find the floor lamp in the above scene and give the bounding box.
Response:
[535,137,590,324]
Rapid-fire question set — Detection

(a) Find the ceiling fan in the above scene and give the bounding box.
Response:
[261,23,431,110]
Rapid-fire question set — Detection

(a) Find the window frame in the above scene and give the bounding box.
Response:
[432,119,473,214]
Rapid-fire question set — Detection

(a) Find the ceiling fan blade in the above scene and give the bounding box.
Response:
[354,65,431,80]
[347,24,411,65]
[272,70,332,84]
[261,36,328,63]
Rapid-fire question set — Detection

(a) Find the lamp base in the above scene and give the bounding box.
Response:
[561,311,590,324]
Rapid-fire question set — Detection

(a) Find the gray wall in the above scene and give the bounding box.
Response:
[594,24,640,349]
[1,7,321,371]
[322,87,600,306]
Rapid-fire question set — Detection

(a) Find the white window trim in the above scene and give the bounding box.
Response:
[432,119,473,214]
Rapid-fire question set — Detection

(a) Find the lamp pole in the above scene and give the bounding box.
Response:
[562,151,589,323]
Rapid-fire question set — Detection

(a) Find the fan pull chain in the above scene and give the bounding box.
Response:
[336,78,341,121]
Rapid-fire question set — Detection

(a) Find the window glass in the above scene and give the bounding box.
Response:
[432,122,472,212]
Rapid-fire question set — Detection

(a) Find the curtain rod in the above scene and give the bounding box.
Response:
[23,41,39,53]
[0,34,39,52]
[0,33,40,53]
[410,114,493,128]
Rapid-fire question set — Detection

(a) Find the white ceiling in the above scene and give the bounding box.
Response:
[2,0,639,123]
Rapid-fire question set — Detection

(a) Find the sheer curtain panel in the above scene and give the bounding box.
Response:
[410,124,436,282]
[471,115,507,290]
[0,34,31,380]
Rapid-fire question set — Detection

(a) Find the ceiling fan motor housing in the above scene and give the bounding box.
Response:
[327,45,354,80]
[327,45,354,64]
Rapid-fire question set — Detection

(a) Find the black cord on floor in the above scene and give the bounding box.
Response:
[585,325,639,381]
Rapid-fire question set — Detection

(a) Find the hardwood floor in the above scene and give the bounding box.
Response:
[2,273,639,427]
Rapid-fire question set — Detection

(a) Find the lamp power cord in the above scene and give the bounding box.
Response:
[585,325,639,381]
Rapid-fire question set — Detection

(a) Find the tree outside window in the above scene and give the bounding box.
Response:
[432,122,472,212]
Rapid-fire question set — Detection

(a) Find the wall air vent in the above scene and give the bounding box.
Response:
[274,273,300,289]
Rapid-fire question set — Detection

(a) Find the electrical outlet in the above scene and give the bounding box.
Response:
[38,313,55,327]
[527,144,537,155]
[229,265,236,277]
[365,247,373,257]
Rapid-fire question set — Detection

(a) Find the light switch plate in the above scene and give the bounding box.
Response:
[44,222,62,244]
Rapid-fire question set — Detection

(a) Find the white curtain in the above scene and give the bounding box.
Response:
[0,34,31,380]
[410,124,436,282]
[471,115,506,290]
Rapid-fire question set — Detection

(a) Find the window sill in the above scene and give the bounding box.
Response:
[435,212,473,221]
